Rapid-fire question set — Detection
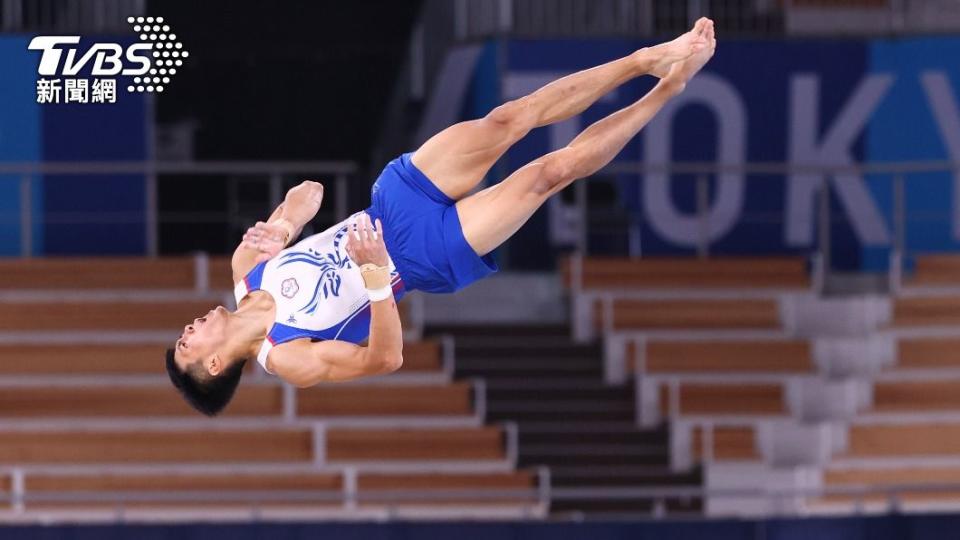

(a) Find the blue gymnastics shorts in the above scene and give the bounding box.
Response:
[365,153,498,294]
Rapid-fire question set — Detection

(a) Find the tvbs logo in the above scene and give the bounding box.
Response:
[28,36,152,77]
[28,16,188,104]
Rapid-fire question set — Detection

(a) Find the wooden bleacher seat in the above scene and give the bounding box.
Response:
[0,257,234,290]
[820,467,960,506]
[660,383,786,416]
[898,338,960,369]
[597,299,782,330]
[21,470,539,509]
[563,256,808,290]
[0,382,471,419]
[326,427,504,461]
[908,255,960,286]
[873,381,960,412]
[638,340,812,374]
[0,429,314,463]
[357,471,538,505]
[297,382,471,417]
[692,426,759,461]
[0,300,219,331]
[844,423,960,457]
[0,339,442,376]
[25,472,343,508]
[893,297,960,327]
[0,385,282,418]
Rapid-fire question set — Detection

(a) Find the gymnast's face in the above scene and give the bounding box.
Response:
[174,306,230,375]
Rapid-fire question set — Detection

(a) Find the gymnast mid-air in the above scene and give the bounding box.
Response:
[166,18,717,415]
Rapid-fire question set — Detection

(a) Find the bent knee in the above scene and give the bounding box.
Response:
[486,98,536,139]
[529,151,577,195]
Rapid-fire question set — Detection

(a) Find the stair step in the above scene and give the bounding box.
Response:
[487,387,632,401]
[520,444,666,457]
[487,400,634,413]
[548,464,688,477]
[458,369,601,381]
[456,344,602,358]
[551,472,701,487]
[483,378,628,391]
[427,324,572,338]
[517,421,660,435]
[488,410,635,423]
[456,357,600,371]
[520,452,668,467]
[550,497,702,514]
[519,431,658,446]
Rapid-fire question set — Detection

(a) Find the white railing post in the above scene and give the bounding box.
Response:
[472,377,487,423]
[441,334,456,381]
[335,173,348,222]
[11,467,24,514]
[193,251,209,293]
[268,173,283,210]
[891,172,906,294]
[282,383,297,423]
[312,422,327,466]
[696,173,709,259]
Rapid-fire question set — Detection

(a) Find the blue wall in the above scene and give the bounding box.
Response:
[0,35,147,256]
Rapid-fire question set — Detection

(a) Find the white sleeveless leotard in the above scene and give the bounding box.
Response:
[233,213,404,373]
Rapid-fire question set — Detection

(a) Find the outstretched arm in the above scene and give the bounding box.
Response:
[231,180,325,283]
[267,213,403,386]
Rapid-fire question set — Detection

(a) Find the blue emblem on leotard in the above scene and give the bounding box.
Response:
[277,226,353,314]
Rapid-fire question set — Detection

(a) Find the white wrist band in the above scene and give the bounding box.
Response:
[367,285,393,302]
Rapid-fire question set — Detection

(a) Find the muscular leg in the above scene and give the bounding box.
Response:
[412,18,711,200]
[456,19,717,256]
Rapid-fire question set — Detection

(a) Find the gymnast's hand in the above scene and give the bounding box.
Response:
[241,221,288,263]
[345,212,388,267]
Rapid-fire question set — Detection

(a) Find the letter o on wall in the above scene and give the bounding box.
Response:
[642,74,748,247]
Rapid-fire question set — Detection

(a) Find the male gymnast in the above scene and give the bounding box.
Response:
[167,18,717,415]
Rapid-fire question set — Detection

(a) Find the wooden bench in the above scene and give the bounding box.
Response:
[22,470,538,509]
[898,338,960,369]
[357,471,538,505]
[692,426,759,461]
[873,381,960,412]
[0,339,442,376]
[908,255,960,287]
[636,340,812,374]
[0,429,314,463]
[0,257,228,290]
[893,297,960,327]
[660,383,786,416]
[24,472,343,508]
[0,380,471,419]
[326,427,504,461]
[298,382,471,417]
[844,424,960,457]
[820,467,960,506]
[563,257,809,289]
[597,299,782,330]
[0,300,220,331]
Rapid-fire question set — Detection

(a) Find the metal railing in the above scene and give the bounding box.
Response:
[1,0,145,33]
[450,0,960,39]
[0,160,356,257]
[576,159,960,283]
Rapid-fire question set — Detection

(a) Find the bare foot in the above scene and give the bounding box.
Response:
[662,18,716,93]
[646,17,710,79]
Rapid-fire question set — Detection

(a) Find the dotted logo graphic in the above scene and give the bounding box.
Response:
[125,16,188,94]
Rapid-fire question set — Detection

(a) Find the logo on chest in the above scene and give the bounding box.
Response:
[281,278,299,299]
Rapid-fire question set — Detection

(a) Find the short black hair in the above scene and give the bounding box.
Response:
[165,348,247,416]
